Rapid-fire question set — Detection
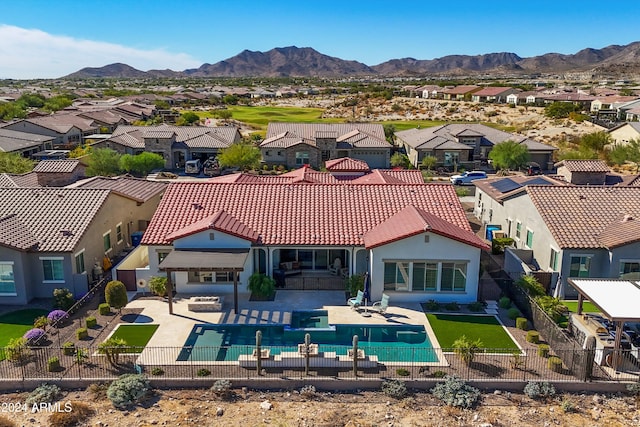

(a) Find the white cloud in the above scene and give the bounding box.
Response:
[0,25,202,79]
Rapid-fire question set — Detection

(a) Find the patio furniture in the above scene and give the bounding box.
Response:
[348,348,366,359]
[328,257,342,275]
[348,290,364,310]
[279,261,302,276]
[371,293,390,315]
[187,296,223,311]
[298,343,319,356]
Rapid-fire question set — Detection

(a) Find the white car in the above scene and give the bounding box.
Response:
[449,171,488,185]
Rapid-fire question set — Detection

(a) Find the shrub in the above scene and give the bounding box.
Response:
[626,382,640,396]
[467,301,485,312]
[423,299,440,311]
[62,341,75,356]
[453,335,483,365]
[492,237,514,254]
[345,274,364,297]
[53,288,75,310]
[5,337,31,363]
[548,356,563,372]
[48,401,94,427]
[561,398,575,413]
[47,356,61,372]
[396,368,410,377]
[98,337,129,367]
[87,383,109,400]
[444,302,460,311]
[507,308,520,320]
[149,276,167,297]
[47,310,68,325]
[26,383,61,406]
[33,315,48,330]
[105,280,127,310]
[517,275,546,297]
[538,344,550,358]
[515,317,528,330]
[432,370,447,378]
[526,330,540,344]
[211,379,234,400]
[107,374,151,408]
[86,316,97,328]
[151,367,164,376]
[23,328,46,344]
[431,375,480,409]
[498,297,511,309]
[248,273,276,298]
[534,296,567,324]
[197,368,211,377]
[523,381,556,399]
[381,379,408,399]
[76,328,88,340]
[75,348,88,365]
[98,303,111,315]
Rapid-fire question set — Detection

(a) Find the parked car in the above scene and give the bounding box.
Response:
[185,159,202,175]
[525,162,542,176]
[449,170,488,185]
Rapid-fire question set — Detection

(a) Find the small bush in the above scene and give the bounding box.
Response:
[492,237,514,254]
[5,337,31,364]
[548,356,562,372]
[516,275,546,297]
[498,297,511,309]
[515,317,528,330]
[507,308,520,320]
[526,330,540,344]
[107,374,151,408]
[98,337,128,367]
[98,303,111,315]
[211,379,234,400]
[26,383,62,406]
[561,398,575,413]
[53,288,75,310]
[87,383,109,400]
[75,348,88,365]
[85,316,97,328]
[248,273,276,298]
[47,356,61,372]
[76,327,88,340]
[33,315,48,330]
[47,310,68,325]
[431,375,480,409]
[432,370,447,378]
[62,342,75,356]
[23,328,46,344]
[396,368,410,377]
[105,280,127,310]
[538,344,550,358]
[300,384,317,398]
[453,335,483,365]
[423,299,440,311]
[626,382,640,396]
[149,276,167,297]
[381,379,408,399]
[151,367,165,376]
[48,401,94,427]
[197,368,211,377]
[467,301,485,312]
[444,302,460,311]
[523,381,556,400]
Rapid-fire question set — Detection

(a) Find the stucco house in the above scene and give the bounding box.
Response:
[0,178,167,304]
[260,123,391,169]
[140,182,488,305]
[0,128,55,158]
[471,87,518,103]
[608,122,640,145]
[2,114,98,149]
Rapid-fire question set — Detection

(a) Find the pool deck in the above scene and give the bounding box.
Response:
[126,290,440,358]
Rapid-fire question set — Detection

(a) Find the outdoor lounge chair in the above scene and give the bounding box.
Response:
[371,293,390,315]
[329,257,342,275]
[348,290,364,310]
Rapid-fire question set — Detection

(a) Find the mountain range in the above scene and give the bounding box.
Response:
[64,43,640,79]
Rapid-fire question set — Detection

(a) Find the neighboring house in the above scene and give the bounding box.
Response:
[140,182,488,304]
[441,86,481,101]
[608,122,640,145]
[554,160,610,185]
[2,114,98,148]
[0,128,54,158]
[0,179,166,304]
[0,172,40,188]
[590,95,639,113]
[93,124,242,169]
[260,123,392,169]
[416,85,442,99]
[471,87,518,103]
[33,159,85,187]
[395,123,557,170]
[506,91,542,105]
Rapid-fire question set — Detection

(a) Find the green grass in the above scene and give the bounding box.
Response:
[561,300,601,313]
[426,313,519,350]
[0,308,49,361]
[108,324,159,353]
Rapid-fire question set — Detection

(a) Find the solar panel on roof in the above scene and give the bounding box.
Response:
[491,178,522,193]
[523,177,553,186]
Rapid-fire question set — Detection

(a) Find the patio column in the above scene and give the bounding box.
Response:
[233,271,239,314]
[166,268,174,315]
[612,320,623,371]
[577,293,584,316]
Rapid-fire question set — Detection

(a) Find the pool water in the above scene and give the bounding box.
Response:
[289,310,330,329]
[178,313,437,363]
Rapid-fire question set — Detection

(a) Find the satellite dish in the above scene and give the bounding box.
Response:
[137,279,147,288]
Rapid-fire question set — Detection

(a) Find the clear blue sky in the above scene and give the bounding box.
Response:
[1,0,638,79]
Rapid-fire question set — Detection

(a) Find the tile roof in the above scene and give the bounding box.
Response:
[527,186,640,249]
[350,169,423,184]
[474,175,565,202]
[26,114,97,133]
[209,169,424,185]
[166,210,260,242]
[597,214,640,249]
[107,125,240,150]
[0,188,111,252]
[0,172,40,188]
[471,87,514,96]
[33,159,81,173]
[442,85,480,95]
[555,159,610,173]
[69,176,167,202]
[0,128,54,152]
[141,182,475,247]
[0,214,39,250]
[325,158,370,172]
[363,205,488,249]
[264,123,388,149]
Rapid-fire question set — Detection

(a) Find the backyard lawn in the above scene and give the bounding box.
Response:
[426,313,519,350]
[108,324,159,353]
[0,308,49,360]
[561,300,601,313]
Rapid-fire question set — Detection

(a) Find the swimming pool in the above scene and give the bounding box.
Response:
[178,311,437,363]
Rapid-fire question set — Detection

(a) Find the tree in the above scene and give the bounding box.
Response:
[544,102,579,119]
[148,276,167,297]
[217,143,261,171]
[580,131,611,152]
[86,148,122,176]
[453,335,483,365]
[609,139,640,172]
[98,337,128,367]
[488,140,529,171]
[214,110,233,120]
[383,124,396,144]
[177,111,200,126]
[390,152,411,169]
[105,280,128,311]
[0,152,35,174]
[421,155,438,170]
[120,152,165,176]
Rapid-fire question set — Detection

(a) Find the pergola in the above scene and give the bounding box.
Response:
[158,249,249,314]
[568,278,640,371]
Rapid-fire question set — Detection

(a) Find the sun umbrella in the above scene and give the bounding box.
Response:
[553,275,564,300]
[363,272,371,307]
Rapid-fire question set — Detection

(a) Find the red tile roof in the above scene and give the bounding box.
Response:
[351,170,424,184]
[363,205,488,249]
[325,158,370,172]
[167,210,260,242]
[141,182,476,247]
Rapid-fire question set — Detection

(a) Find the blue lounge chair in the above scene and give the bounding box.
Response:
[348,290,364,310]
[371,294,390,315]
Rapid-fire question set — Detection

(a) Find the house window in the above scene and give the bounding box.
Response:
[75,251,85,274]
[515,222,522,239]
[525,230,534,248]
[569,255,592,278]
[277,151,283,156]
[295,152,310,165]
[0,262,16,295]
[321,150,331,161]
[444,152,459,167]
[157,251,169,265]
[619,261,640,280]
[412,262,438,291]
[116,223,123,244]
[41,257,64,282]
[385,261,467,292]
[383,262,409,291]
[265,151,271,156]
[188,271,232,283]
[440,262,467,292]
[549,248,559,271]
[507,219,513,237]
[103,231,112,253]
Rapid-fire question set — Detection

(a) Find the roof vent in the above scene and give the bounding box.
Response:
[192,202,203,210]
[579,194,586,200]
[622,214,633,222]
[61,230,73,237]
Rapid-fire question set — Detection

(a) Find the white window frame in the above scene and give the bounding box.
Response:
[569,254,593,278]
[549,247,560,271]
[525,228,534,248]
[40,256,65,283]
[74,249,86,274]
[383,259,468,293]
[103,230,112,254]
[515,221,522,240]
[0,261,17,296]
[116,223,123,244]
